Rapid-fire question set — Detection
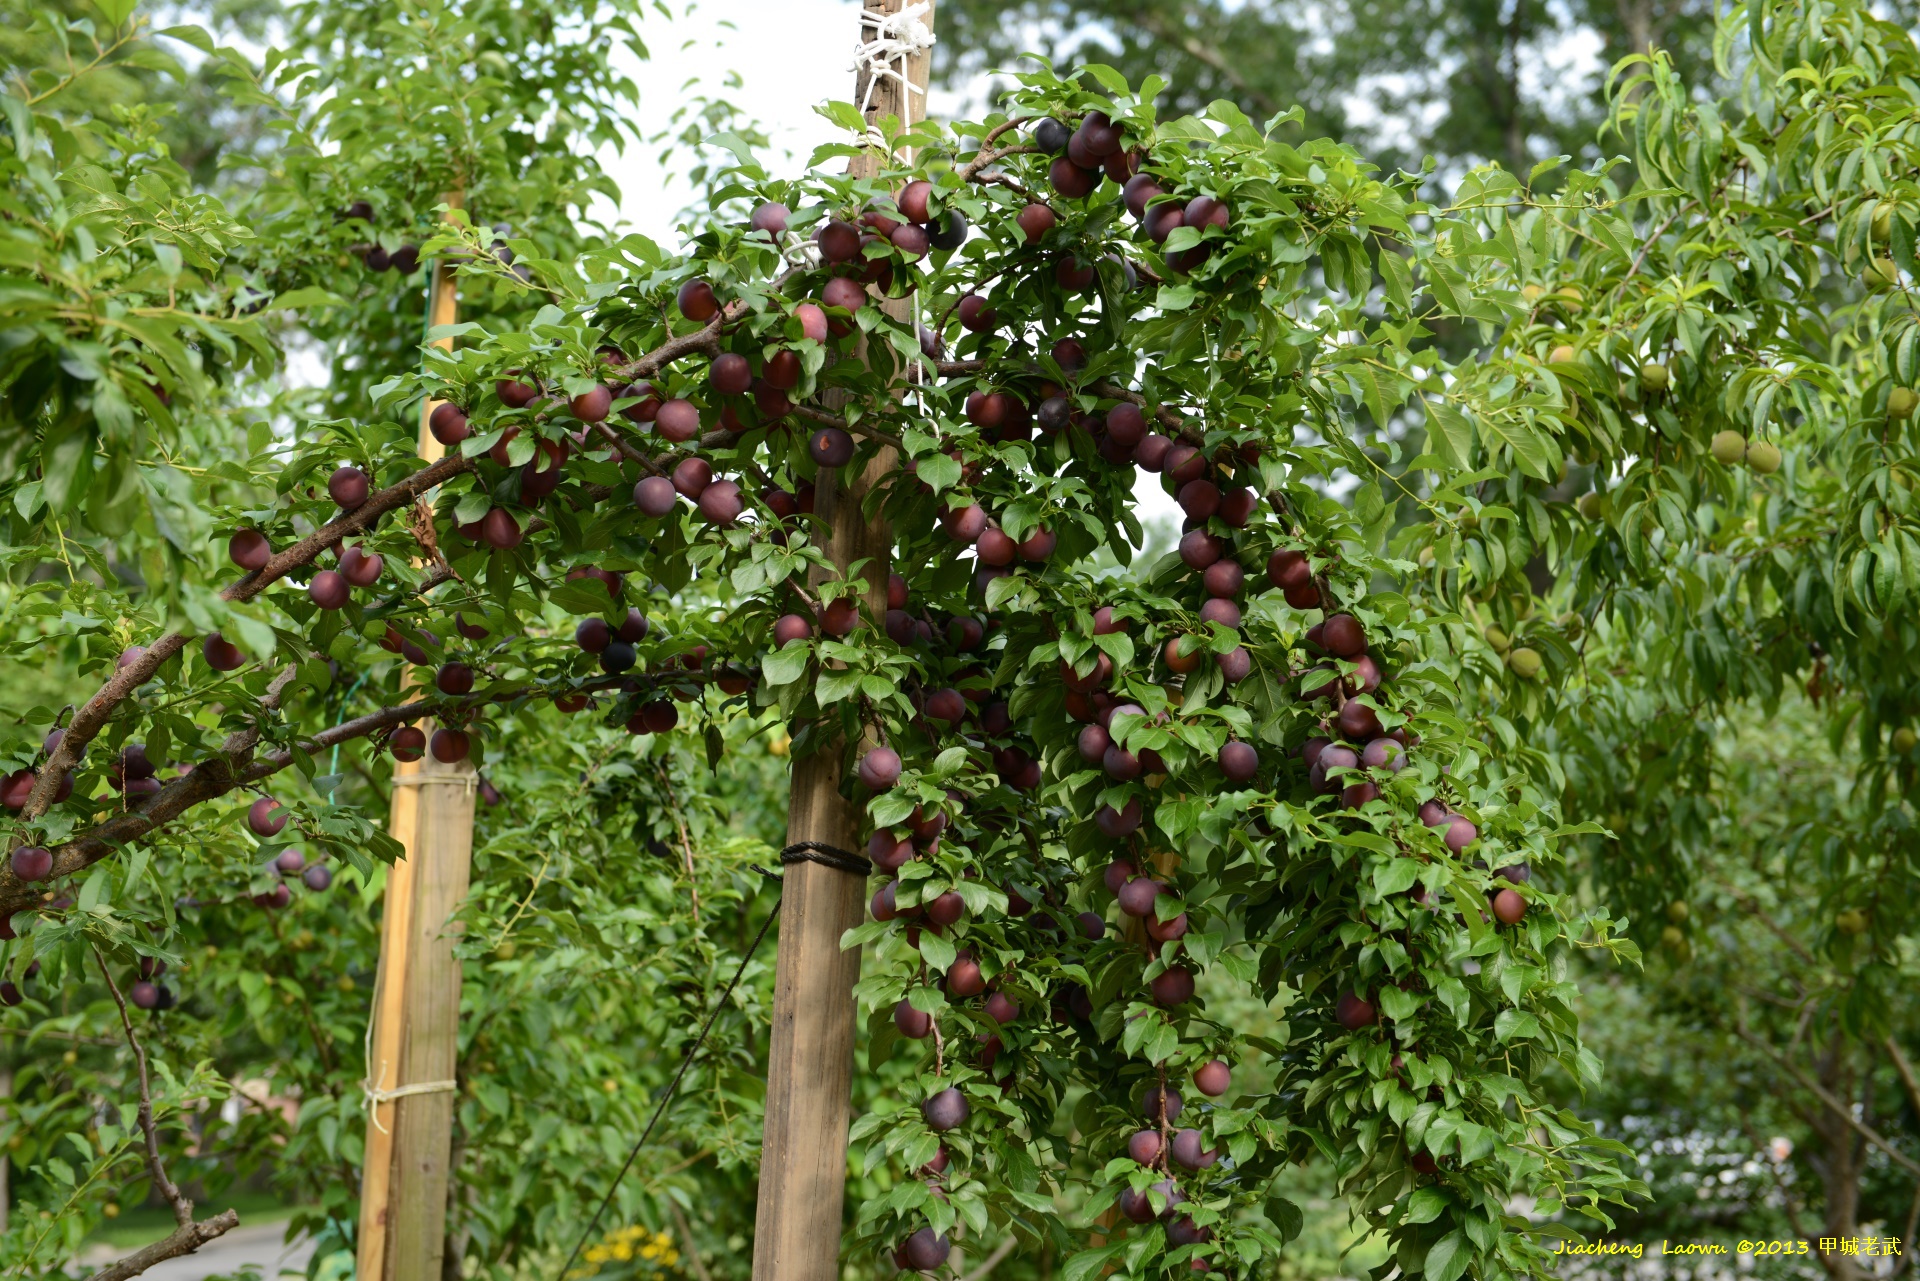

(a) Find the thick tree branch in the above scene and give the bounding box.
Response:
[0,664,745,916]
[20,450,477,821]
[91,946,240,1279]
[1735,1018,1920,1178]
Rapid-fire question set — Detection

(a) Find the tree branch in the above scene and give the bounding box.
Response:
[91,946,240,1279]
[0,665,745,916]
[20,450,476,820]
[962,1235,1018,1281]
[1734,1017,1920,1178]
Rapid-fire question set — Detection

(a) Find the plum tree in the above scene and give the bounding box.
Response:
[44,0,1895,1269]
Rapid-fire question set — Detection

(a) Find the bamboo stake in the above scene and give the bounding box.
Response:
[358,193,476,1281]
[752,7,934,1279]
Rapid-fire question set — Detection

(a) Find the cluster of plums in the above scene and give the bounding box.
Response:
[244,797,334,894]
[1029,110,1235,278]
[1,724,82,813]
[129,956,176,1011]
[5,734,187,878]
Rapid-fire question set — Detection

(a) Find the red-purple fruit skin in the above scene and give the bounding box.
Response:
[922,1086,969,1131]
[1151,966,1195,1007]
[894,998,933,1038]
[1129,1130,1164,1165]
[1117,877,1160,918]
[229,529,271,571]
[1171,1128,1218,1169]
[902,1227,951,1272]
[1193,1059,1231,1097]
[247,797,287,837]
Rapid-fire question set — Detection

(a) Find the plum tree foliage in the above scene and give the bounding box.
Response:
[2,0,1918,1274]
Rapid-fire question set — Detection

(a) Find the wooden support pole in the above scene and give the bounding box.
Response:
[752,7,934,1280]
[358,197,477,1281]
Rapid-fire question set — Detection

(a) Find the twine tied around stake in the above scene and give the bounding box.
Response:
[360,1063,458,1133]
[852,2,935,119]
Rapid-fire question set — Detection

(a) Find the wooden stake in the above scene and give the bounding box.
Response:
[752,7,934,1279]
[358,196,478,1281]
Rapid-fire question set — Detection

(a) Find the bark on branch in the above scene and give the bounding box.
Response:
[90,947,240,1279]
[20,450,477,822]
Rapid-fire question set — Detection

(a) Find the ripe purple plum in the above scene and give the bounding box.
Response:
[430,729,470,763]
[1219,741,1258,782]
[328,466,370,509]
[894,998,933,1038]
[229,529,271,571]
[857,747,903,790]
[1193,1060,1231,1097]
[677,278,719,321]
[11,845,52,881]
[1151,966,1195,1007]
[809,427,854,467]
[633,475,678,516]
[1140,1084,1182,1123]
[1336,991,1377,1030]
[247,797,287,837]
[922,1086,969,1131]
[1170,1128,1218,1170]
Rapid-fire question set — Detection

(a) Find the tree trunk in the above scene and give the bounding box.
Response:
[751,6,933,1280]
[1805,1035,1863,1281]
[358,202,477,1281]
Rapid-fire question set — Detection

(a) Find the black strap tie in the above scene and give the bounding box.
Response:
[778,841,873,876]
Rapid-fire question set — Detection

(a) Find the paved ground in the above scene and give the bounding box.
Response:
[74,1221,315,1280]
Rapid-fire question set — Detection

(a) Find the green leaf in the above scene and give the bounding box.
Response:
[1424,399,1474,469]
[1426,1229,1471,1281]
[1494,1009,1541,1042]
[916,453,961,493]
[1406,1186,1449,1224]
[761,644,810,687]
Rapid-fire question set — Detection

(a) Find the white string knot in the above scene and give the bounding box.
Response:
[852,3,936,118]
[361,1065,459,1133]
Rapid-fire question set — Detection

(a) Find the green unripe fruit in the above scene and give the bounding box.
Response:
[1639,362,1670,392]
[1555,284,1585,311]
[1521,284,1545,304]
[1483,624,1511,652]
[1418,545,1435,565]
[1709,430,1748,465]
[1745,440,1782,474]
[1661,924,1686,950]
[1888,387,1917,420]
[1836,908,1868,936]
[1874,203,1894,243]
[1458,510,1479,531]
[1866,257,1902,288]
[1558,611,1584,639]
[1507,646,1544,679]
[1667,900,1689,924]
[1549,344,1576,365]
[1577,492,1607,520]
[1893,726,1917,753]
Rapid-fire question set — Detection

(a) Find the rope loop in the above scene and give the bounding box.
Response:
[779,841,874,877]
[852,2,936,118]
